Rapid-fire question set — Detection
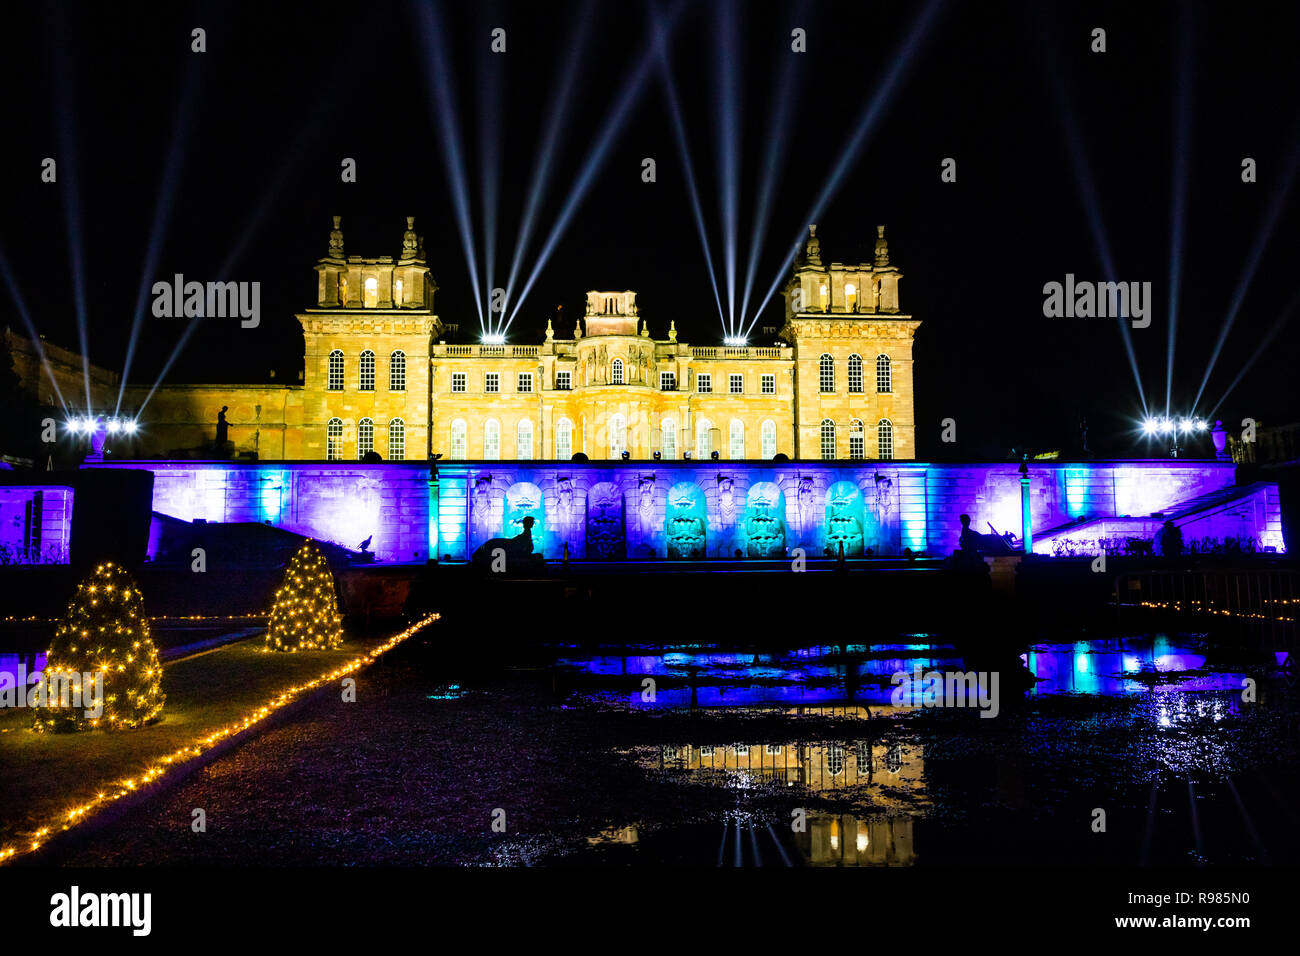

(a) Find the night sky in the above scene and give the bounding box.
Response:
[2,0,1297,459]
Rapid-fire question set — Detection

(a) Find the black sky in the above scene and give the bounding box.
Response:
[2,0,1298,459]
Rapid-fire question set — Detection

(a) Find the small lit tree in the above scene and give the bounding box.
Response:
[36,562,165,732]
[266,539,343,652]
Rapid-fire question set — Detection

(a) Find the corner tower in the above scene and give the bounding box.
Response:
[780,225,919,460]
[296,217,443,460]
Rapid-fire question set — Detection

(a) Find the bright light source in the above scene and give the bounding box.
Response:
[1179,419,1193,433]
[107,420,122,434]
[66,420,82,434]
[1142,419,1159,435]
[481,334,505,346]
[723,336,747,347]
[1159,419,1174,434]
[123,420,138,434]
[1195,420,1207,431]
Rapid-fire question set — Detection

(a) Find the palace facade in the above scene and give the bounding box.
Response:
[12,217,920,463]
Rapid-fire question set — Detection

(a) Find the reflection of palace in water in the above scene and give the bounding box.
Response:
[640,705,925,866]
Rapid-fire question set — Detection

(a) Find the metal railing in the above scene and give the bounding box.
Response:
[1113,567,1300,645]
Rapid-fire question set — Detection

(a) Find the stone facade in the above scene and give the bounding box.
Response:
[10,218,920,463]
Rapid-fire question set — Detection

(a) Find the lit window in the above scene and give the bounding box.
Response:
[729,420,744,459]
[394,278,403,306]
[820,419,836,460]
[827,743,845,776]
[729,373,743,394]
[878,419,894,460]
[363,277,378,308]
[819,284,827,310]
[326,418,343,460]
[357,418,374,459]
[849,419,865,460]
[660,371,676,391]
[389,419,405,460]
[876,354,892,393]
[516,418,533,459]
[556,419,573,460]
[359,350,375,391]
[765,744,783,755]
[485,372,500,393]
[761,420,777,459]
[556,370,571,391]
[517,372,533,393]
[697,373,712,393]
[609,413,627,457]
[845,282,857,311]
[484,420,500,460]
[848,354,863,393]
[389,350,406,391]
[696,418,713,458]
[451,372,466,393]
[819,354,835,393]
[761,373,775,395]
[660,418,676,459]
[611,358,624,384]
[450,420,467,460]
[328,350,344,391]
[699,745,714,758]
[734,744,750,756]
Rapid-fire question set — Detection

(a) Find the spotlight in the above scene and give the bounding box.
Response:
[621,450,630,460]
[723,336,747,347]
[683,451,691,460]
[481,334,505,346]
[1142,418,1159,436]
[1195,420,1207,432]
[107,420,122,434]
[710,450,719,461]
[1159,419,1174,434]
[653,450,661,460]
[66,419,82,435]
[123,420,138,434]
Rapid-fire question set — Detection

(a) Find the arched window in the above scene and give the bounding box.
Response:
[556,418,573,460]
[876,354,892,393]
[359,350,375,391]
[389,350,406,391]
[484,419,500,460]
[761,420,777,459]
[609,413,627,457]
[388,418,405,461]
[696,418,713,459]
[516,418,533,460]
[845,282,857,311]
[326,418,343,461]
[327,350,344,391]
[450,419,467,460]
[729,419,744,459]
[819,353,835,393]
[357,418,374,459]
[611,357,624,385]
[847,354,863,393]
[849,419,865,460]
[660,418,676,460]
[820,419,836,460]
[826,743,845,776]
[877,419,894,460]
[363,277,378,308]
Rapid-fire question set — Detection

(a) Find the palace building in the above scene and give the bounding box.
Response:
[11,217,918,463]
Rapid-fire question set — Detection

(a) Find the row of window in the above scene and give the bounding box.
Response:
[328,350,406,392]
[820,419,893,460]
[326,418,405,460]
[819,353,891,393]
[448,368,781,395]
[442,417,784,461]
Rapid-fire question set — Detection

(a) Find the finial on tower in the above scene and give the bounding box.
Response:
[545,316,555,343]
[804,224,822,266]
[874,224,890,268]
[401,217,418,259]
[668,319,678,343]
[328,216,344,259]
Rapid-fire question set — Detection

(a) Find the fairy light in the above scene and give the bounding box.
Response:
[0,612,439,864]
[265,539,343,653]
[32,562,164,733]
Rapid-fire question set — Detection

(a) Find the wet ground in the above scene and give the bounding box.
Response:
[31,628,1300,867]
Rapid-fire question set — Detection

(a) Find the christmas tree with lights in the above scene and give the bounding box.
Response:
[36,561,165,732]
[266,539,343,652]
